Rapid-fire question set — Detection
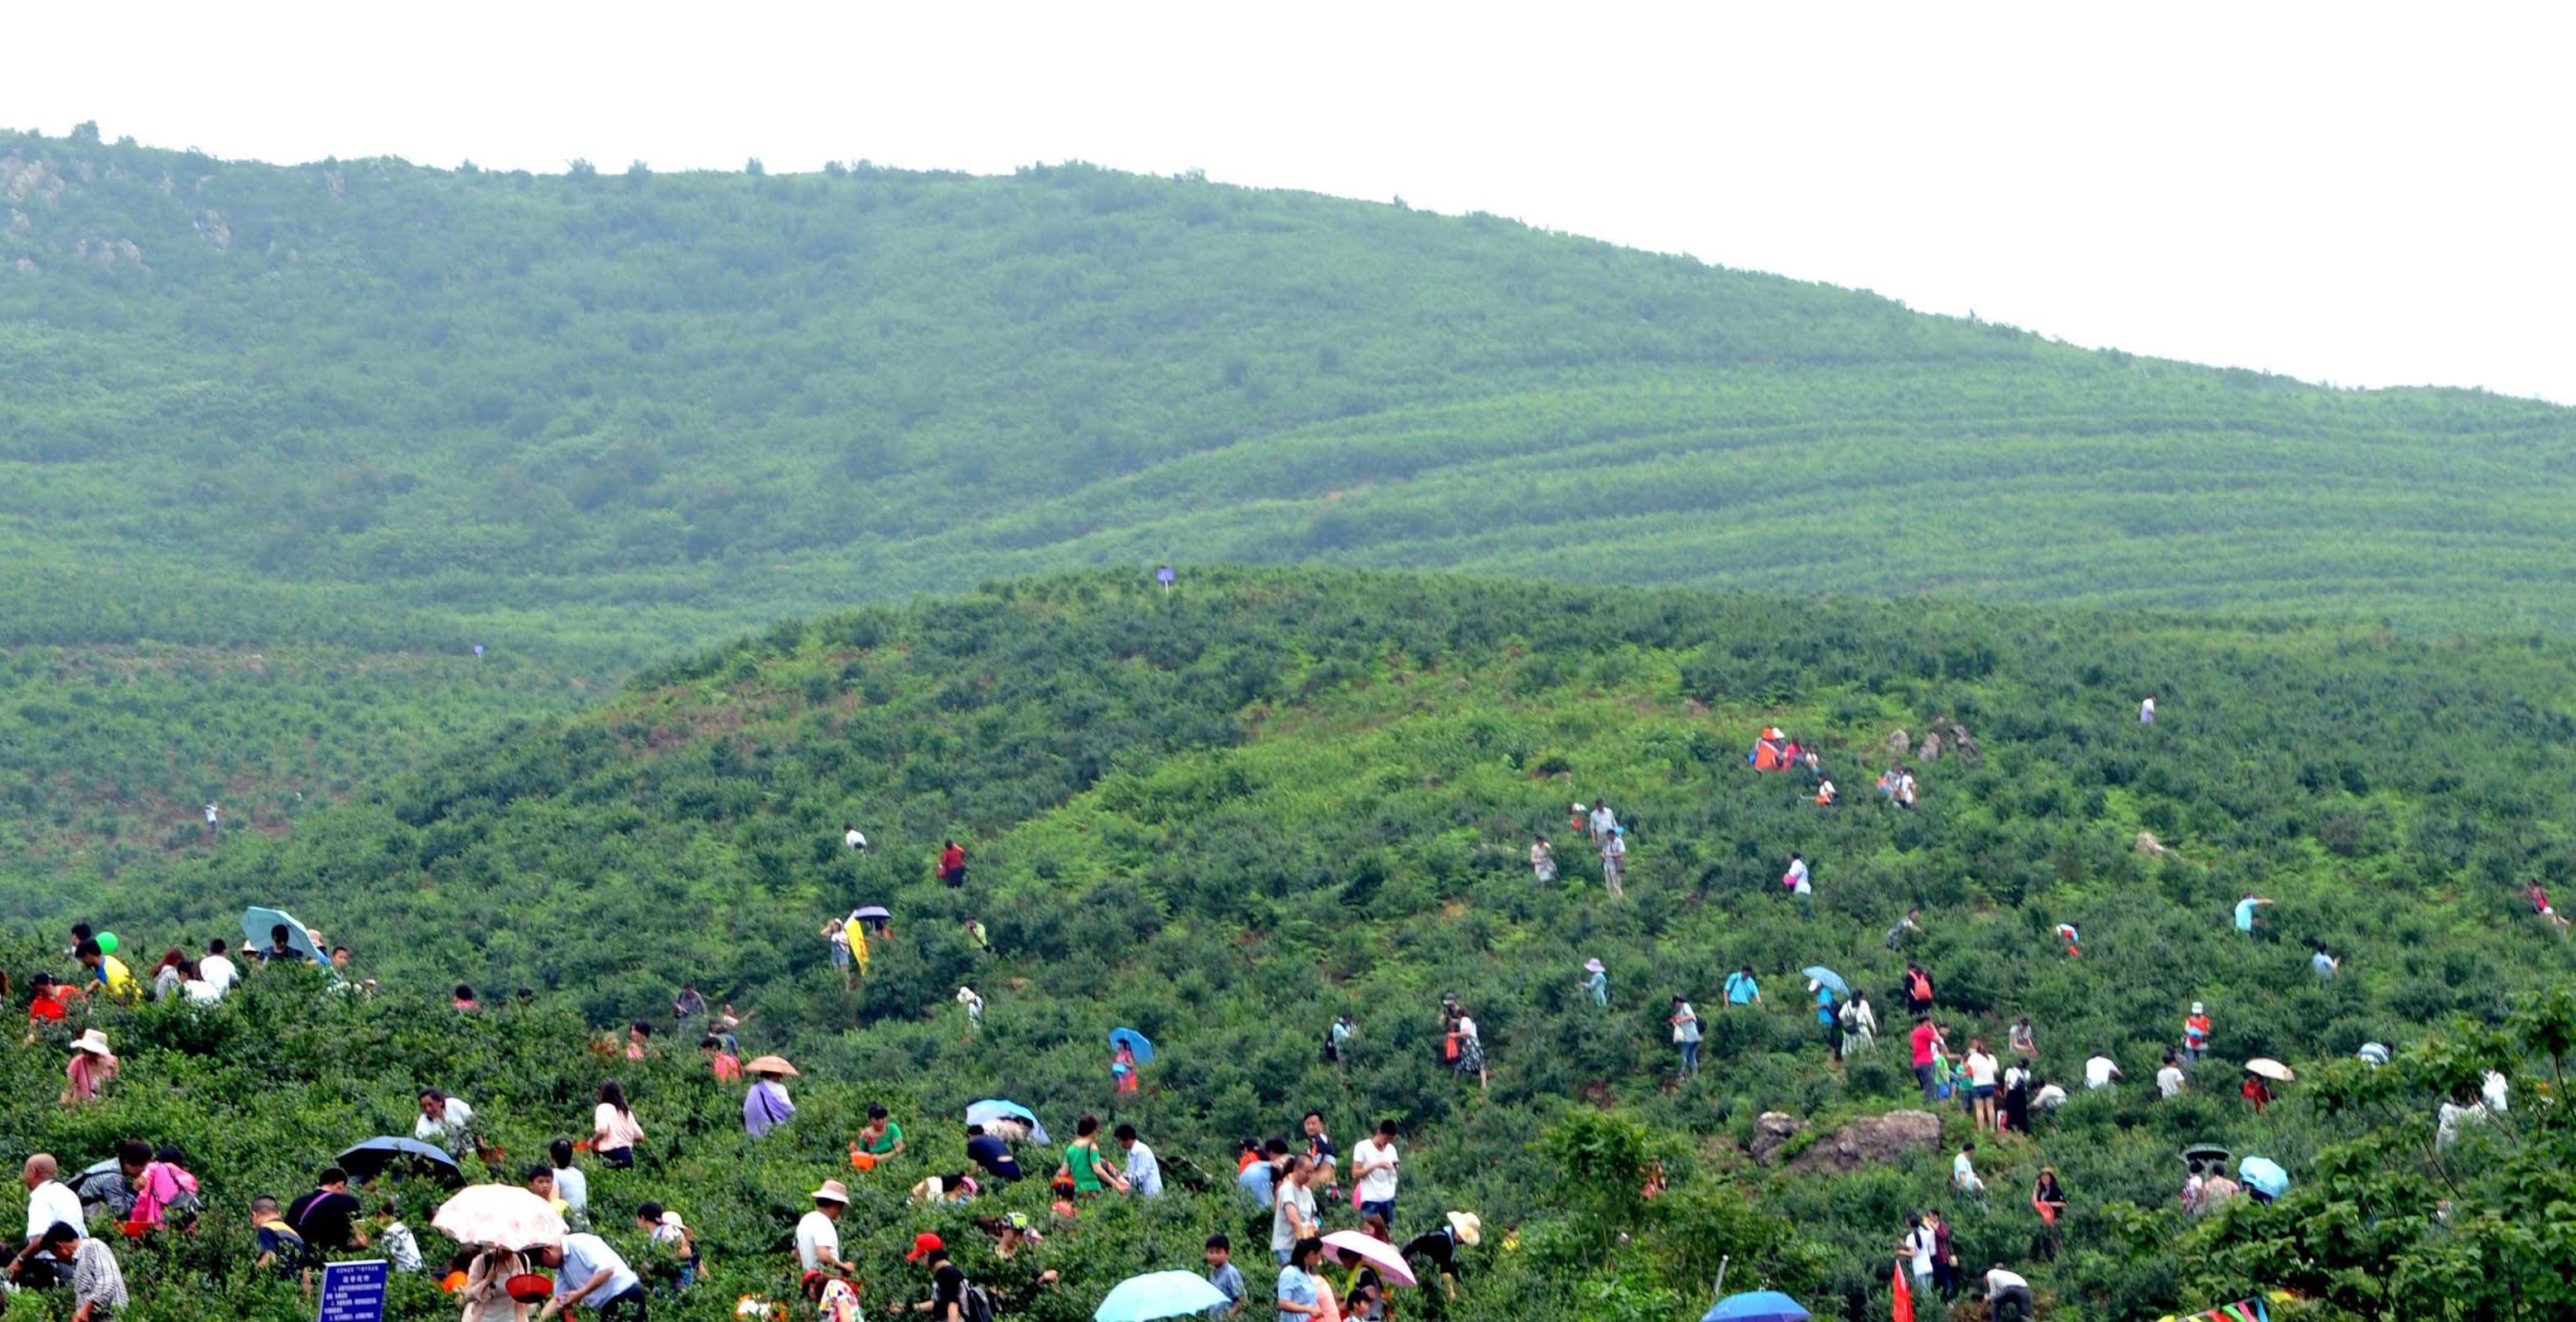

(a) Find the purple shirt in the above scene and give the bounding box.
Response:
[743,1079,796,1137]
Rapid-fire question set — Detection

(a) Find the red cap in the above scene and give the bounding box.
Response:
[905,1232,944,1262]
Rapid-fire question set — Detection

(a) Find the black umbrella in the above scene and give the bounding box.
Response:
[337,1136,465,1185]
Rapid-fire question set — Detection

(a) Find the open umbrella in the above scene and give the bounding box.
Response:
[1093,1271,1228,1322]
[743,1055,798,1078]
[2246,1058,2296,1083]
[1109,1028,1156,1064]
[2357,1042,2390,1067]
[336,1136,464,1185]
[240,906,326,964]
[2181,1143,2232,1168]
[1800,967,1849,997]
[1321,1231,1418,1287]
[853,906,891,920]
[1702,1291,1812,1322]
[966,1099,1052,1146]
[2238,1156,2289,1199]
[433,1184,566,1251]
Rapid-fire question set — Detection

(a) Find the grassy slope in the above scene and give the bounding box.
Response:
[89,568,2576,1320]
[2,128,2572,863]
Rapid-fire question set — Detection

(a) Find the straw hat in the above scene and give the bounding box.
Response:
[809,1180,851,1204]
[1583,958,1605,974]
[72,1029,111,1055]
[1445,1211,1483,1246]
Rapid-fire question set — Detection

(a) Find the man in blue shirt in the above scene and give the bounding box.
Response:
[1236,1141,1276,1209]
[964,1125,1020,1183]
[2234,895,2274,934]
[538,1232,644,1320]
[1725,966,1761,1006]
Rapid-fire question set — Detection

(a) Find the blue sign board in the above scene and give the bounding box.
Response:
[1155,566,1176,584]
[318,1259,389,1322]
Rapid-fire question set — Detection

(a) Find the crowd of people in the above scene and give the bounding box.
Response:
[11,695,2513,1321]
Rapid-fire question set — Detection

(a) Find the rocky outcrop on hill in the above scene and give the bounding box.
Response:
[1748,1109,1945,1174]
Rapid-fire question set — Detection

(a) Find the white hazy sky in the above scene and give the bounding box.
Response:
[11,2,2570,403]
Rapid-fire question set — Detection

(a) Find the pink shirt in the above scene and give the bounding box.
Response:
[133,1161,199,1227]
[595,1103,645,1152]
[1911,1022,1939,1067]
[65,1051,118,1102]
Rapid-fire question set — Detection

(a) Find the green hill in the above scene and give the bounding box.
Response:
[29,567,2564,1320]
[4,124,2574,866]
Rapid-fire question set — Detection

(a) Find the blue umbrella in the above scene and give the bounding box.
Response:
[240,906,326,965]
[2239,1156,2289,1199]
[966,1100,1052,1146]
[1109,1027,1156,1064]
[1702,1291,1812,1322]
[1801,967,1848,996]
[1094,1270,1228,1322]
[336,1136,465,1185]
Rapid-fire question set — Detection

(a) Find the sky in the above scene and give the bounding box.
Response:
[10,3,2571,403]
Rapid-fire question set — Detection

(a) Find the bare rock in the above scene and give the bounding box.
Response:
[2135,831,2172,858]
[115,238,142,267]
[11,258,34,275]
[1784,1109,1944,1175]
[1919,733,1942,761]
[1747,1112,1809,1165]
[194,209,231,251]
[1887,730,1911,756]
[7,209,26,234]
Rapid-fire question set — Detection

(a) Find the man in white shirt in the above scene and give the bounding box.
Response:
[199,940,239,996]
[2156,1054,2187,1099]
[1986,1265,2034,1322]
[793,1180,855,1272]
[2084,1055,2122,1090]
[22,1155,84,1246]
[1115,1124,1163,1198]
[1951,1141,1985,1194]
[796,1180,854,1273]
[1350,1120,1401,1223]
[414,1091,476,1156]
[843,824,866,851]
[2139,695,2156,724]
[1586,803,1616,842]
[2033,1080,2070,1110]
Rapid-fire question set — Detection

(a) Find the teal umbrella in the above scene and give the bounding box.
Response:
[1093,1271,1228,1322]
[240,906,326,964]
[1702,1291,1811,1322]
[1110,1027,1155,1064]
[1800,967,1848,996]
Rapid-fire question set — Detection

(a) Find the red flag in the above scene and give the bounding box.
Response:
[1893,1260,1914,1322]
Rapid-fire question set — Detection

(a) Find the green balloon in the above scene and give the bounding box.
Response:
[96,933,118,954]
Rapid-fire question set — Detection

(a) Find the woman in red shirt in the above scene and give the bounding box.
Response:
[939,841,968,888]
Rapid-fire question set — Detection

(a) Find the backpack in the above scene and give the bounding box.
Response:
[960,1278,1000,1322]
[1908,970,1933,1002]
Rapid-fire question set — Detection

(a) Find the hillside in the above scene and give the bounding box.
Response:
[35,567,2567,1320]
[5,124,2574,866]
